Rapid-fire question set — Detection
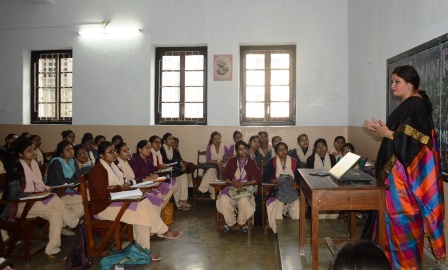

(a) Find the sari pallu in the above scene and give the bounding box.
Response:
[370,95,445,269]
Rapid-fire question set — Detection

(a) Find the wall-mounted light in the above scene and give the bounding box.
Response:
[78,21,141,35]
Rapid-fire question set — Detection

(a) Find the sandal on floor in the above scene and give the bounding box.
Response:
[161,229,182,240]
[48,251,67,260]
[150,253,162,262]
[223,224,234,233]
[239,225,248,233]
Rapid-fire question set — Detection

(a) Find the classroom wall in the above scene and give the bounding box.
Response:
[0,0,349,127]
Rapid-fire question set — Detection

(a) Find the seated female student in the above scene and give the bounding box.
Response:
[329,136,346,161]
[61,130,76,146]
[115,142,163,209]
[160,133,191,210]
[288,134,314,168]
[74,144,93,175]
[263,142,300,234]
[30,134,47,167]
[91,135,106,161]
[129,140,173,208]
[111,135,123,147]
[306,138,337,169]
[336,143,364,169]
[88,141,181,262]
[46,141,85,219]
[172,136,195,186]
[0,133,18,171]
[217,141,262,232]
[81,133,96,165]
[0,139,80,260]
[248,135,264,171]
[265,136,282,160]
[306,138,338,219]
[228,130,243,157]
[197,131,229,199]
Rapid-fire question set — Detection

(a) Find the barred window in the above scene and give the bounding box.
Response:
[155,47,207,125]
[31,50,73,124]
[240,46,296,126]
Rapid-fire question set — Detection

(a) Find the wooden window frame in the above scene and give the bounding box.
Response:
[155,47,207,125]
[240,45,296,126]
[31,50,73,124]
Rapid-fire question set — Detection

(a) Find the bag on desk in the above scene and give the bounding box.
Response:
[276,174,298,203]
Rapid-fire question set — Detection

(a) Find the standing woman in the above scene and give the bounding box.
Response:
[160,133,191,210]
[263,142,300,234]
[216,141,262,232]
[198,131,229,199]
[364,65,445,269]
[89,142,181,262]
[0,139,80,259]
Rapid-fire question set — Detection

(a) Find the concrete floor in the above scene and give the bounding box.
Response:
[3,202,446,270]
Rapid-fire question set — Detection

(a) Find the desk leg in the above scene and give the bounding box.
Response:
[349,211,356,242]
[377,192,386,249]
[311,196,319,270]
[299,189,305,255]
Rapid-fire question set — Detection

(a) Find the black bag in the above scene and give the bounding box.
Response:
[276,174,299,203]
[65,223,90,270]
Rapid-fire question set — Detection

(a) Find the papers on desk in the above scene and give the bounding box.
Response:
[110,189,143,200]
[167,161,178,166]
[152,176,167,182]
[20,191,52,200]
[210,180,226,185]
[130,181,158,188]
[50,183,79,189]
[154,168,172,174]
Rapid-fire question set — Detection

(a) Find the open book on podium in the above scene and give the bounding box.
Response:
[110,189,143,200]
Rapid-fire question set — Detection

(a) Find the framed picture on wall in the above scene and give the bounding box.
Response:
[213,54,232,81]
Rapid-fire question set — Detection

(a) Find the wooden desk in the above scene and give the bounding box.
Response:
[298,169,387,270]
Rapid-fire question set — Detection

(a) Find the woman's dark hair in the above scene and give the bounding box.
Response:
[331,241,391,270]
[5,133,17,144]
[115,142,127,153]
[56,140,72,157]
[61,130,75,139]
[82,133,93,142]
[74,144,86,156]
[274,141,288,153]
[111,135,123,143]
[249,135,261,145]
[94,135,106,145]
[136,140,149,153]
[271,136,282,144]
[233,130,242,140]
[29,134,41,141]
[258,131,268,137]
[392,65,420,90]
[208,131,221,145]
[19,132,31,139]
[235,140,248,153]
[313,138,327,149]
[162,133,173,144]
[149,135,161,144]
[14,139,33,155]
[297,134,308,143]
[342,143,355,153]
[334,136,346,143]
[97,141,113,156]
[173,136,179,142]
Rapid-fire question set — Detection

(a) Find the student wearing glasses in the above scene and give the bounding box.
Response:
[217,141,262,232]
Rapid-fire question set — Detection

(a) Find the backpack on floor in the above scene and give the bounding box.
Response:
[65,223,90,270]
[99,243,152,270]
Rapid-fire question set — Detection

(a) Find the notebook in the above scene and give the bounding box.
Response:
[329,152,374,182]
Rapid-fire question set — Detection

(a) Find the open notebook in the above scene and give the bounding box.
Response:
[329,152,374,182]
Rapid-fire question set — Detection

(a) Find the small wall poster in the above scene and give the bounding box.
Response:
[213,54,232,81]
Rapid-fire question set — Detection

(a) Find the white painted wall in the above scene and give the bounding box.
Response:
[347,0,448,126]
[0,0,349,126]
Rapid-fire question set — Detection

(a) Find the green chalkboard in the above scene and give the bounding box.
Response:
[387,33,448,171]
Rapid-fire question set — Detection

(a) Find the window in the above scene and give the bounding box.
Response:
[240,46,296,125]
[155,47,207,125]
[31,50,73,124]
